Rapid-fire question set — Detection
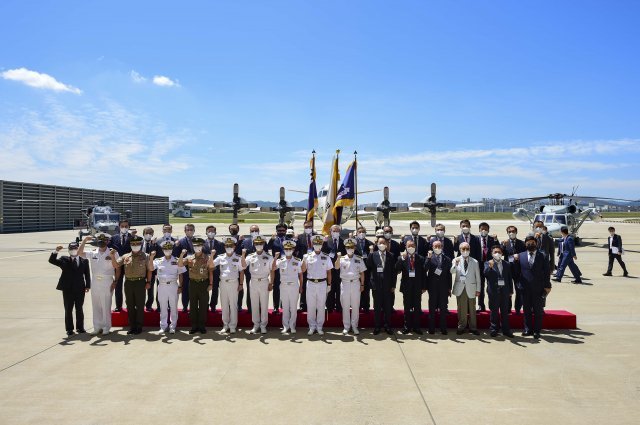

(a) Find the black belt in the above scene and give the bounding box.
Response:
[308,278,326,283]
[191,278,207,283]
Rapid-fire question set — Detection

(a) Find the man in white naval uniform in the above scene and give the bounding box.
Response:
[246,235,274,334]
[276,240,303,334]
[334,238,367,335]
[78,233,120,335]
[211,237,247,334]
[150,240,186,334]
[302,235,333,336]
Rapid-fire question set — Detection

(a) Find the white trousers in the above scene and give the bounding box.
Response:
[340,280,361,329]
[158,282,179,331]
[220,280,239,330]
[250,278,269,329]
[306,281,327,330]
[280,281,299,330]
[92,275,113,331]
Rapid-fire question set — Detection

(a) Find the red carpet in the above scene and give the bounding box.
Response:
[111,309,576,329]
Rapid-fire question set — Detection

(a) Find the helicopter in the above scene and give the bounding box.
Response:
[74,202,131,242]
[510,191,636,244]
[185,183,260,225]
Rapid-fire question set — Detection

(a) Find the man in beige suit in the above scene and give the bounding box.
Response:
[451,242,481,335]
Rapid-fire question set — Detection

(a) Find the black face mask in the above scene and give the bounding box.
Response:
[277,232,286,237]
[229,229,238,236]
[97,241,106,248]
[526,244,537,252]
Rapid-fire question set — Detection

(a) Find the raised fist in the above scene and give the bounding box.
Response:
[56,245,64,252]
[181,249,187,256]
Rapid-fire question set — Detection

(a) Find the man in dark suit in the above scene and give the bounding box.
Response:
[49,242,91,336]
[296,220,318,312]
[395,240,427,334]
[554,227,582,284]
[141,227,158,312]
[324,224,346,313]
[204,225,224,311]
[533,220,555,275]
[476,222,497,312]
[238,224,260,313]
[425,239,452,335]
[366,237,398,335]
[483,245,514,338]
[267,223,288,314]
[514,236,551,338]
[400,221,429,257]
[108,219,132,312]
[174,223,196,312]
[501,225,526,313]
[429,223,455,260]
[453,219,482,260]
[382,225,401,309]
[603,226,629,277]
[354,226,374,313]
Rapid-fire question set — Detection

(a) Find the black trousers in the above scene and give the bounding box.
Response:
[114,265,125,309]
[478,267,487,309]
[607,253,627,273]
[373,285,393,329]
[402,285,422,330]
[299,272,308,310]
[521,288,544,333]
[62,290,85,332]
[488,288,511,333]
[272,269,281,311]
[181,272,190,310]
[209,270,220,310]
[326,269,342,312]
[428,285,449,332]
[145,270,158,309]
[238,269,252,312]
[511,284,523,313]
[360,272,371,311]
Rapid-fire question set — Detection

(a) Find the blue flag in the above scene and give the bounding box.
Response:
[333,160,356,225]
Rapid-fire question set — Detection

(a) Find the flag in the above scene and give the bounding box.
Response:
[321,153,340,235]
[333,160,356,225]
[306,155,318,222]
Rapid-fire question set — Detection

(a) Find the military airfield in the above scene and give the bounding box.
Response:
[0,217,638,425]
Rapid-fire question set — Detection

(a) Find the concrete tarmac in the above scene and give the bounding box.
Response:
[0,219,638,424]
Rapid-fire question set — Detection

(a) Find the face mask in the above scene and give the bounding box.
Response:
[194,246,203,254]
[225,247,234,255]
[131,246,141,253]
[436,230,445,238]
[207,232,216,239]
[346,248,355,256]
[461,227,470,234]
[277,232,286,238]
[526,244,537,252]
[356,232,365,240]
[144,234,153,241]
[534,227,542,233]
[407,247,415,255]
[230,229,239,236]
[461,250,470,258]
[163,250,173,257]
[255,244,264,252]
[313,244,323,252]
[251,231,259,238]
[542,230,548,235]
[411,228,419,236]
[480,230,488,237]
[384,232,392,240]
[284,249,294,257]
[304,228,312,235]
[378,244,387,252]
[97,241,107,248]
[508,232,517,240]
[163,232,172,239]
[331,232,340,239]
[68,249,78,257]
[492,253,502,261]
[433,248,442,255]
[120,227,129,234]
[285,235,293,240]
[609,232,615,237]
[185,230,194,237]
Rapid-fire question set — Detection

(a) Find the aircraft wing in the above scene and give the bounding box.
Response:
[185,203,215,209]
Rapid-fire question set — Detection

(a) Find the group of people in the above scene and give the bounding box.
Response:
[49,218,628,340]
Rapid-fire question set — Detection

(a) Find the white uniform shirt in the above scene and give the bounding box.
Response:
[85,248,119,278]
[303,251,333,279]
[153,256,187,282]
[276,256,303,283]
[214,253,244,281]
[247,252,274,278]
[339,255,367,282]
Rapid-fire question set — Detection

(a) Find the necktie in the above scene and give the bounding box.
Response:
[307,234,311,248]
[529,253,534,266]
[498,261,503,274]
[482,237,487,260]
[409,255,415,270]
[381,253,385,269]
[464,259,468,272]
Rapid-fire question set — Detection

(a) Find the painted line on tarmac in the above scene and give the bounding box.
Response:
[0,251,50,260]
[393,334,437,425]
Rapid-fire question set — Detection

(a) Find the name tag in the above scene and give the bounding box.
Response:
[409,271,416,278]
[460,276,466,283]
[377,267,384,273]
[498,279,505,287]
[435,268,442,276]
[508,255,514,263]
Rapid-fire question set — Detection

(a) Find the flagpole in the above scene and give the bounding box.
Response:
[354,150,359,228]
[311,149,315,229]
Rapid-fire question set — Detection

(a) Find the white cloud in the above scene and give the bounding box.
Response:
[0,67,82,94]
[152,75,180,87]
[130,70,146,83]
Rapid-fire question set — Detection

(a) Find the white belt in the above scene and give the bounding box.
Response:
[282,281,297,285]
[342,279,359,284]
[222,279,239,283]
[252,277,269,282]
[95,275,113,281]
[158,279,177,285]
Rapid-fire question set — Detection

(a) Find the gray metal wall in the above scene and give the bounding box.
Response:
[0,180,169,233]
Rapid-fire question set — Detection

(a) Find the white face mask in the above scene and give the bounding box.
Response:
[492,253,502,261]
[284,249,294,257]
[461,251,470,258]
[120,227,129,234]
[508,232,517,240]
[164,232,172,239]
[331,232,340,240]
[255,245,264,253]
[378,244,387,252]
[225,247,234,255]
[304,228,313,235]
[542,230,548,235]
[194,246,203,254]
[433,248,442,255]
[68,249,78,257]
[534,227,542,233]
[313,244,323,252]
[383,232,392,240]
[163,250,173,257]
[144,234,153,241]
[346,248,355,256]
[411,228,419,236]
[251,231,259,239]
[407,247,415,255]
[207,232,216,239]
[356,232,366,240]
[436,230,445,238]
[461,227,470,234]
[480,230,488,237]
[131,246,141,253]
[609,232,615,237]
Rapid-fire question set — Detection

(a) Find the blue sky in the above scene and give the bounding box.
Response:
[1,0,639,204]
